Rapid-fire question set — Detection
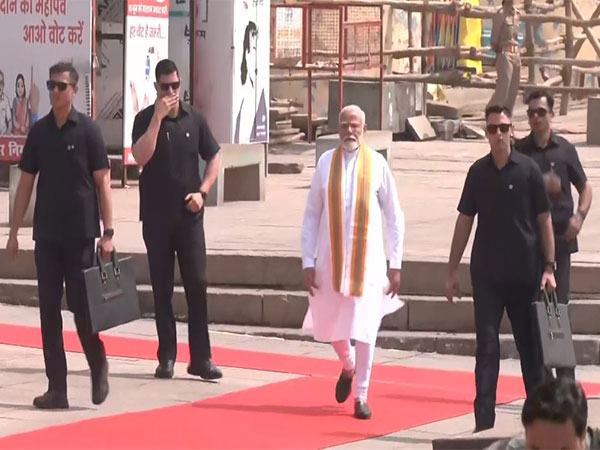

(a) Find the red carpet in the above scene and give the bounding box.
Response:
[1,323,600,449]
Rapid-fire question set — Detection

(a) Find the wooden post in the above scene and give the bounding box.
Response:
[524,0,536,85]
[338,5,344,114]
[570,0,600,59]
[421,3,431,115]
[408,11,414,73]
[560,0,574,115]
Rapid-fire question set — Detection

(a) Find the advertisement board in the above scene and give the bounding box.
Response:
[122,0,169,165]
[0,0,93,162]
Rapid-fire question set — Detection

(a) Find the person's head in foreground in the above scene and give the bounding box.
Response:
[522,377,588,450]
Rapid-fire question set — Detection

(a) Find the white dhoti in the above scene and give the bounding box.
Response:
[301,146,406,401]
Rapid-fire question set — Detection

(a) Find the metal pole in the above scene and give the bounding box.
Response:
[379,5,384,130]
[306,6,314,142]
[338,5,344,114]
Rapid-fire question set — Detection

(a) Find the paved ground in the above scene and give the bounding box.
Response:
[1,101,599,265]
[1,303,599,449]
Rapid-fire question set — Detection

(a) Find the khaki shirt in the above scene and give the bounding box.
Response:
[491,7,520,53]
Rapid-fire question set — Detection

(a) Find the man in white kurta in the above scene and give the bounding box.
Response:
[301,105,405,420]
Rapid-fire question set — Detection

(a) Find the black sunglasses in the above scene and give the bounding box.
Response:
[159,81,181,91]
[527,108,549,118]
[46,80,72,91]
[486,123,511,134]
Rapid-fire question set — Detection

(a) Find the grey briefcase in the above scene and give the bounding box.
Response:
[532,289,576,369]
[82,250,141,334]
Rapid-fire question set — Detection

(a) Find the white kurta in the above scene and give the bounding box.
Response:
[301,147,405,345]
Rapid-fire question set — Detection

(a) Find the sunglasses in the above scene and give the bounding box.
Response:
[486,123,511,134]
[159,81,180,91]
[526,108,549,118]
[46,80,72,91]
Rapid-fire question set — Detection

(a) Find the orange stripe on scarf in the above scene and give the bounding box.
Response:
[327,144,372,297]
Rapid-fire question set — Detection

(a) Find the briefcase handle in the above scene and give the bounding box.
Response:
[540,288,561,319]
[95,249,122,283]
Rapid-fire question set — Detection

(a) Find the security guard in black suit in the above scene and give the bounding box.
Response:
[446,105,556,432]
[516,90,593,380]
[131,59,222,380]
[7,62,114,409]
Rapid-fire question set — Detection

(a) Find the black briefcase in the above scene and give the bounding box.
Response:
[82,250,141,334]
[532,289,576,369]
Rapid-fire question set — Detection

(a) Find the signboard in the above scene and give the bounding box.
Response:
[123,0,169,165]
[193,0,269,144]
[232,0,269,144]
[0,0,93,162]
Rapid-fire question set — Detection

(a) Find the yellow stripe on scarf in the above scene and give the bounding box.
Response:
[327,144,372,297]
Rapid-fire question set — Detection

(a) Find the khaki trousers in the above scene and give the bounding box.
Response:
[488,52,521,113]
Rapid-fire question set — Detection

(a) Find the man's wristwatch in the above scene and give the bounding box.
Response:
[199,189,208,200]
[103,228,115,238]
[544,261,556,271]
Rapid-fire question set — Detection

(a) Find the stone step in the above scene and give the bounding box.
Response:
[1,248,600,297]
[208,324,600,366]
[0,280,307,328]
[2,280,600,335]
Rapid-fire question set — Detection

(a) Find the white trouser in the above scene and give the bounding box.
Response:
[332,340,375,401]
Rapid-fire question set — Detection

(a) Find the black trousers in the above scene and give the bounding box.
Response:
[552,238,575,379]
[142,213,211,365]
[472,279,543,428]
[34,239,106,393]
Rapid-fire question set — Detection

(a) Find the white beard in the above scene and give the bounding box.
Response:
[342,139,359,153]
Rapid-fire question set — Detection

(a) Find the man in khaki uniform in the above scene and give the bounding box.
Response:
[488,0,521,113]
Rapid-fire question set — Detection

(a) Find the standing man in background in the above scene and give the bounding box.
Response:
[131,59,223,381]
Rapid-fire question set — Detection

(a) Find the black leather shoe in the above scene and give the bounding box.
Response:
[187,360,223,380]
[92,361,109,405]
[354,400,372,420]
[335,370,353,403]
[33,390,69,409]
[155,360,175,379]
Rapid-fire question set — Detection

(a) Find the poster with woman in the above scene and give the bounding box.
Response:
[232,0,269,144]
[193,0,268,145]
[0,0,92,161]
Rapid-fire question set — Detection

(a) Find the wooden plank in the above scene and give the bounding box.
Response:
[570,0,600,59]
[271,98,304,108]
[269,132,306,145]
[573,3,600,56]
[269,127,301,137]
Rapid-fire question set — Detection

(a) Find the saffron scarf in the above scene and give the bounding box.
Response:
[327,143,372,297]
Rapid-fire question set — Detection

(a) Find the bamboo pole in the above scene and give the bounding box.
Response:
[270,71,600,95]
[521,56,600,68]
[421,1,431,115]
[524,0,536,85]
[570,0,600,59]
[573,3,600,56]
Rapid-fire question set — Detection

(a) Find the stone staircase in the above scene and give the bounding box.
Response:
[1,249,599,364]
